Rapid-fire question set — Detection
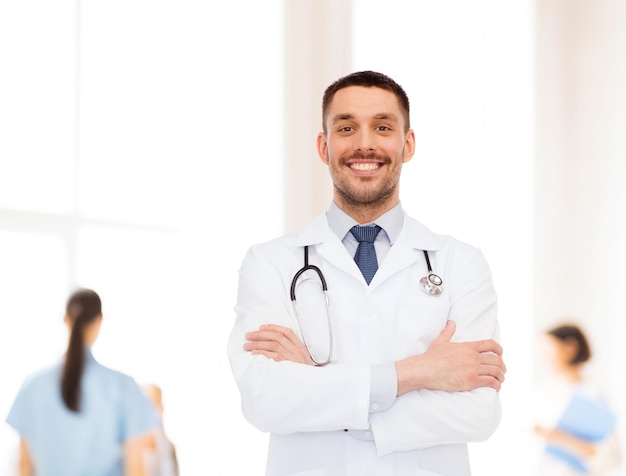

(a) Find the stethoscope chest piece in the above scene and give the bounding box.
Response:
[420,250,443,296]
[420,273,443,295]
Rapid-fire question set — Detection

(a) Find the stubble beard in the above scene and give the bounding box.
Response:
[331,152,401,217]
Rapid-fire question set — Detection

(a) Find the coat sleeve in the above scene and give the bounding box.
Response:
[370,244,502,455]
[227,242,373,434]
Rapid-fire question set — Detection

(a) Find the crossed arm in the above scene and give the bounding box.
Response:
[244,319,506,396]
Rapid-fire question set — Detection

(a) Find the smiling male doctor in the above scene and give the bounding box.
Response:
[227,71,507,476]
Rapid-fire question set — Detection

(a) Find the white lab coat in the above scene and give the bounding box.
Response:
[227,212,502,476]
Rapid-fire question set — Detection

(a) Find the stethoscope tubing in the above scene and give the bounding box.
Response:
[291,246,333,366]
[290,246,327,300]
[290,246,443,366]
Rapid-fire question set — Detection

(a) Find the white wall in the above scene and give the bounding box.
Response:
[535,0,626,470]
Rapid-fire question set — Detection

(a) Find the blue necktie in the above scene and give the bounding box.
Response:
[350,225,382,285]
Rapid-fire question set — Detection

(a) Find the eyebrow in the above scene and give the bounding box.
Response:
[331,113,354,124]
[373,113,399,122]
[330,112,399,124]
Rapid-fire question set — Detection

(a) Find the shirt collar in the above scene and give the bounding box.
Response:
[326,201,404,244]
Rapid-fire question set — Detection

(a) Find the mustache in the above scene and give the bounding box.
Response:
[345,152,389,162]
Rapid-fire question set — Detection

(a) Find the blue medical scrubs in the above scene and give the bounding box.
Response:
[6,349,159,476]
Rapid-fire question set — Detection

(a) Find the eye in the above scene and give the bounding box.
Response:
[338,126,354,133]
[376,125,392,131]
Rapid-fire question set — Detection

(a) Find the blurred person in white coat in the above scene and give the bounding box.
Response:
[533,323,622,475]
[227,71,507,476]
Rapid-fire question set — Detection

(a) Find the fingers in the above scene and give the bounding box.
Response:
[244,324,312,365]
[469,351,507,392]
[475,338,504,356]
[473,351,506,392]
[246,324,300,349]
[480,363,506,386]
[244,327,297,355]
[456,358,506,392]
[476,375,503,392]
[479,352,507,378]
[416,324,507,393]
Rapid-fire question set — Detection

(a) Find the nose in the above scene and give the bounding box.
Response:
[354,130,376,152]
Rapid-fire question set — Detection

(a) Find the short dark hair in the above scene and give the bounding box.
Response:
[547,324,592,365]
[322,71,411,133]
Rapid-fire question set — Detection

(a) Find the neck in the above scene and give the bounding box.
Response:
[335,196,399,224]
[560,364,583,384]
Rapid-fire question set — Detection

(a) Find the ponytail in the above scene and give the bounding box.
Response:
[60,289,102,412]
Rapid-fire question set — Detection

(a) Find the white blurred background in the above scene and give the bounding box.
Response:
[0,1,625,474]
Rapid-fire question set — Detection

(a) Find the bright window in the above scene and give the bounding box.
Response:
[0,1,283,474]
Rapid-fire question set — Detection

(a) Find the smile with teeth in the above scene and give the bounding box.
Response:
[350,162,380,171]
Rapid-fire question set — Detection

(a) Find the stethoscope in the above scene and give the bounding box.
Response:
[290,246,443,367]
[419,250,443,296]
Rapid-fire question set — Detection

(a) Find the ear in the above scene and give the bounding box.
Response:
[317,132,329,165]
[403,129,416,164]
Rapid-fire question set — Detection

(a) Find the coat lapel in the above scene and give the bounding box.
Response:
[295,213,364,284]
[370,214,446,289]
[294,212,447,289]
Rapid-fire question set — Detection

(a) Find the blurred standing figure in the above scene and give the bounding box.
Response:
[142,384,179,476]
[534,324,622,475]
[5,288,159,476]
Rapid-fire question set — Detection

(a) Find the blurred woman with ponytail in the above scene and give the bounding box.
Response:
[6,288,158,476]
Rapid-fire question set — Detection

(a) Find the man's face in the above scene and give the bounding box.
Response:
[317,86,415,213]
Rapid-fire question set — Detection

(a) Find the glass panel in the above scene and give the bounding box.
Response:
[76,225,181,380]
[0,0,75,214]
[0,0,285,472]
[0,231,69,472]
[214,0,284,473]
[78,0,204,227]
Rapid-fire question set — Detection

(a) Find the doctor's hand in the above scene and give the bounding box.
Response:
[395,320,506,397]
[244,324,314,365]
